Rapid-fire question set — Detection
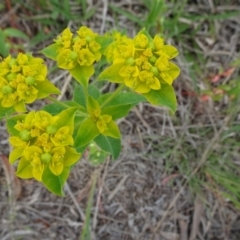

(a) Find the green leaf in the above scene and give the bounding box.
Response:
[87,96,100,113]
[6,114,25,135]
[95,35,113,54]
[168,62,181,80]
[42,103,66,115]
[163,46,179,59]
[75,144,89,154]
[101,104,131,120]
[42,101,86,115]
[73,85,87,108]
[37,80,61,98]
[88,85,101,99]
[64,146,81,166]
[40,44,58,60]
[9,148,24,164]
[136,28,153,42]
[0,29,9,57]
[54,107,78,135]
[0,104,14,121]
[98,92,146,108]
[70,64,94,88]
[75,118,99,148]
[73,84,101,109]
[98,63,124,83]
[42,166,70,196]
[3,28,29,40]
[16,157,33,179]
[94,135,121,160]
[143,84,177,113]
[104,121,121,139]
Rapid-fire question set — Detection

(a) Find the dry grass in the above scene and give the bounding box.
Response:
[1,0,240,239]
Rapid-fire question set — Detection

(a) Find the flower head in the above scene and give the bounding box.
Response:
[99,29,180,94]
[0,53,60,112]
[7,108,81,182]
[53,27,101,70]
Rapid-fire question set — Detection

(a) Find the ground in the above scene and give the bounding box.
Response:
[0,0,240,240]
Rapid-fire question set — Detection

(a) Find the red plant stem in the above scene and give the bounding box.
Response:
[5,0,17,28]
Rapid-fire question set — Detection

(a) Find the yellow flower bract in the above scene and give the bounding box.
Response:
[0,53,58,112]
[9,110,80,182]
[101,29,180,94]
[54,26,101,70]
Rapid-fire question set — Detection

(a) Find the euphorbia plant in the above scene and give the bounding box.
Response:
[0,26,180,196]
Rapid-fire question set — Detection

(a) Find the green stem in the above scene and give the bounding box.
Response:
[80,174,97,240]
[47,96,69,108]
[100,84,125,108]
[47,96,88,117]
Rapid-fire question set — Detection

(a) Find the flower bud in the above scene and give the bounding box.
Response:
[47,125,58,134]
[7,73,17,81]
[41,152,52,164]
[2,85,13,94]
[85,36,92,42]
[25,76,35,85]
[125,57,135,65]
[149,56,157,64]
[69,51,78,60]
[20,129,31,141]
[151,67,159,76]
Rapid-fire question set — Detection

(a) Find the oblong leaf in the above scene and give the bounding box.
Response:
[64,146,81,166]
[0,29,9,57]
[98,63,124,83]
[9,148,24,164]
[3,28,29,40]
[37,80,61,98]
[88,85,101,99]
[42,166,70,196]
[98,92,146,108]
[70,65,94,88]
[103,121,120,139]
[143,84,177,113]
[75,118,99,148]
[40,44,58,60]
[6,114,25,135]
[167,62,181,81]
[16,158,33,179]
[101,104,131,120]
[42,101,86,116]
[95,35,113,54]
[94,135,121,160]
[87,96,100,113]
[0,104,14,121]
[54,107,78,135]
[73,85,87,108]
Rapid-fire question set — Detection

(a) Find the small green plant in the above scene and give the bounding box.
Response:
[0,27,29,57]
[0,26,180,196]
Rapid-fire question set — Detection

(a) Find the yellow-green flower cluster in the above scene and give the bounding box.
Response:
[8,109,80,181]
[89,108,113,135]
[0,53,59,112]
[54,27,101,70]
[104,31,131,63]
[100,30,180,94]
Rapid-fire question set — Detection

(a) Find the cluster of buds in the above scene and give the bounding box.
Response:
[54,26,101,70]
[8,108,80,182]
[100,29,180,94]
[0,53,60,112]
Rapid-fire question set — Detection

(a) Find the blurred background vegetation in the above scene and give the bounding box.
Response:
[1,0,240,239]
